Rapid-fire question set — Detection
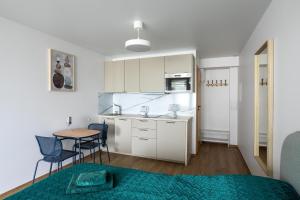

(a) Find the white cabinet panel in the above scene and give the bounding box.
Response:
[125,59,140,92]
[115,118,132,154]
[105,61,124,92]
[139,57,165,92]
[132,137,156,159]
[165,54,193,74]
[157,121,186,162]
[132,128,156,139]
[132,119,156,130]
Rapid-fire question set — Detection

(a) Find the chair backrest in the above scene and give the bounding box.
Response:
[35,136,62,157]
[88,123,109,144]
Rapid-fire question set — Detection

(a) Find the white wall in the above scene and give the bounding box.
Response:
[229,67,239,145]
[0,17,104,193]
[239,0,300,178]
[200,56,239,68]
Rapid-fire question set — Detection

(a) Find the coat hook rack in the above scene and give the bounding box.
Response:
[204,79,229,87]
[260,78,268,86]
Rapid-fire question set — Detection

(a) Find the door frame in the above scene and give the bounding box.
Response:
[195,66,201,154]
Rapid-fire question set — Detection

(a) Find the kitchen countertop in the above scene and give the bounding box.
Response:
[98,113,192,122]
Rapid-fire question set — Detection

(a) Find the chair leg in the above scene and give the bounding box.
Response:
[49,162,53,176]
[57,162,60,172]
[72,146,76,164]
[106,145,111,163]
[80,152,85,163]
[99,146,102,164]
[90,148,92,159]
[98,139,102,164]
[32,159,42,184]
[93,148,96,163]
[74,147,79,165]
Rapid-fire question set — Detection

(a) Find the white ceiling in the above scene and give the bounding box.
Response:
[0,0,271,58]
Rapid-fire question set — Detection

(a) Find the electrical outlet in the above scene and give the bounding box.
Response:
[67,116,72,126]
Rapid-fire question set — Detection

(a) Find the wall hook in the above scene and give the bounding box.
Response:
[206,80,210,87]
[224,80,228,86]
[260,78,268,86]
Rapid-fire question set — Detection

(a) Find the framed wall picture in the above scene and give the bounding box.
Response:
[49,49,75,91]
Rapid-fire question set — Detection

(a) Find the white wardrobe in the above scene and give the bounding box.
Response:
[200,57,239,145]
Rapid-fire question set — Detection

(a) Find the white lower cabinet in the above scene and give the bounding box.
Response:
[115,118,132,154]
[98,117,115,152]
[98,115,191,165]
[131,120,157,159]
[132,127,156,139]
[157,121,186,163]
[132,137,156,159]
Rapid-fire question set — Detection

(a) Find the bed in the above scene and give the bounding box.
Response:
[6,132,300,200]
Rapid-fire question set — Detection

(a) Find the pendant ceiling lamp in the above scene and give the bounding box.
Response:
[125,20,151,52]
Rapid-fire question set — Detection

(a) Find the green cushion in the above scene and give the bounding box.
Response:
[66,172,113,194]
[76,170,107,187]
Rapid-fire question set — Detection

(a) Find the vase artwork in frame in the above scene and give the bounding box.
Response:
[49,49,75,92]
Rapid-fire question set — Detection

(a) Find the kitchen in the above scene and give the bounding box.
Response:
[98,53,196,165]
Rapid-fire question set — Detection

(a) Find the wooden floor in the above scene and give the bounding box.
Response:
[106,142,250,175]
[259,146,267,165]
[1,142,249,199]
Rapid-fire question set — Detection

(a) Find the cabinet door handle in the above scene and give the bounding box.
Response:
[139,128,148,131]
[139,119,147,122]
[119,118,127,121]
[166,121,175,124]
[139,137,149,141]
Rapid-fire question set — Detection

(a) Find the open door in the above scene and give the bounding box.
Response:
[195,67,201,154]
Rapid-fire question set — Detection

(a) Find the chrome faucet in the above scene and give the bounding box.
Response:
[113,103,122,115]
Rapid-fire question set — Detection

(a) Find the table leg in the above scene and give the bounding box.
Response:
[73,139,77,164]
[78,138,82,163]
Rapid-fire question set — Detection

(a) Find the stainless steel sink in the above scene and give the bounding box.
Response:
[140,114,161,118]
[103,113,121,116]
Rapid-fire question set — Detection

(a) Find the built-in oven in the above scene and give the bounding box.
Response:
[165,73,192,93]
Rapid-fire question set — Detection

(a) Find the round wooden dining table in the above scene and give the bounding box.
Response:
[53,128,100,163]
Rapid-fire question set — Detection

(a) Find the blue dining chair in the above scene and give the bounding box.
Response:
[32,136,80,183]
[73,123,110,164]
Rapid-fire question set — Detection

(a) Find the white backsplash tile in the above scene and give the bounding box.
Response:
[98,93,113,114]
[98,93,195,117]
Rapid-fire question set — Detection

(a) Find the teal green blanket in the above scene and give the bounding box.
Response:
[6,163,299,200]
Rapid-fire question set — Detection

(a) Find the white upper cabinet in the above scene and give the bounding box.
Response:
[104,60,124,92]
[165,54,194,74]
[139,57,165,93]
[124,59,140,93]
[104,54,194,93]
